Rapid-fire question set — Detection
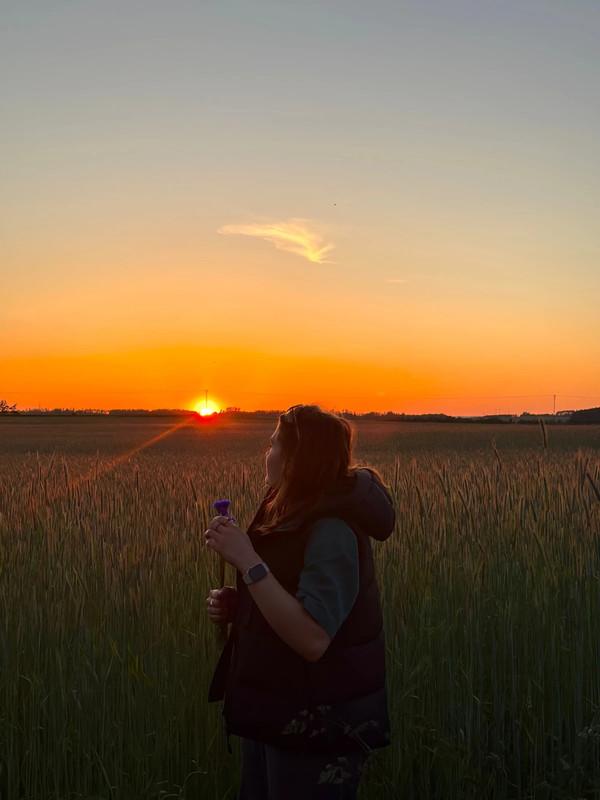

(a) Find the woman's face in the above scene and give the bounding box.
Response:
[265,424,285,487]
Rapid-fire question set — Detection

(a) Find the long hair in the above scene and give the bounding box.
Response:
[257,405,383,532]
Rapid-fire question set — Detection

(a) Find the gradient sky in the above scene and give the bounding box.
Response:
[2,0,599,415]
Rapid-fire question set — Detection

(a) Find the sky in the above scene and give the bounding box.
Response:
[2,0,599,415]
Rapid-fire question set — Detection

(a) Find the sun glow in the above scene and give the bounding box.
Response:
[193,399,220,416]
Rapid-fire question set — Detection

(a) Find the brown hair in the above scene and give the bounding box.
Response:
[256,405,382,531]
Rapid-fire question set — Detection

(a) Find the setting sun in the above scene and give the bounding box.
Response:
[193,399,220,416]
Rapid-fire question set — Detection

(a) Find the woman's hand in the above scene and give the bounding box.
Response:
[206,586,239,625]
[204,515,260,573]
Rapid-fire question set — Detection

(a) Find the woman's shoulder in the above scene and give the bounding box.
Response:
[305,517,358,560]
[309,516,355,538]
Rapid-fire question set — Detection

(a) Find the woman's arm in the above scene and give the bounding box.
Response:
[204,516,331,662]
[238,554,332,662]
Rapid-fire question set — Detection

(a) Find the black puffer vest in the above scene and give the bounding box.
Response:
[208,470,395,755]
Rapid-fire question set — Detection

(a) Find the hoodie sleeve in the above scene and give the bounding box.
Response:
[295,517,359,640]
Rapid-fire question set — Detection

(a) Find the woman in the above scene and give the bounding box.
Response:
[204,404,395,799]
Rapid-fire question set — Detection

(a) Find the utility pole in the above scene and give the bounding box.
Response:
[204,389,208,410]
[553,394,556,415]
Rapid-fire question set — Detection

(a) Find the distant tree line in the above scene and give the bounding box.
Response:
[2,402,600,424]
[569,407,600,424]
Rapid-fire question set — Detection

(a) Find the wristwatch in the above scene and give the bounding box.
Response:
[242,562,270,585]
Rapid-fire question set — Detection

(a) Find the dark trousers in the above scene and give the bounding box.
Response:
[239,738,370,800]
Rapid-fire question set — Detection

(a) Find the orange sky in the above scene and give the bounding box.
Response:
[2,2,599,416]
[2,342,598,416]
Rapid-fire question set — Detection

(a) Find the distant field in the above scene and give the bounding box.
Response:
[2,413,600,457]
[1,417,599,799]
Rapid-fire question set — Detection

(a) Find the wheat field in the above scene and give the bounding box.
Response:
[1,416,599,799]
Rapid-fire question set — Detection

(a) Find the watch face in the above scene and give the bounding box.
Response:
[248,563,267,581]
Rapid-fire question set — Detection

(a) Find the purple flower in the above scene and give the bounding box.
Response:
[213,499,236,522]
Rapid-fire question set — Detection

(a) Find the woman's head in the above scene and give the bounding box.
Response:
[261,405,355,528]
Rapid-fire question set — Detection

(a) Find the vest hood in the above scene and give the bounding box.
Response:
[270,468,395,542]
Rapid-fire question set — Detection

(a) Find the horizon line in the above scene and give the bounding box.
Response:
[3,406,596,418]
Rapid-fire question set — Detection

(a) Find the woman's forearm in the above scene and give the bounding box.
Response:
[238,555,331,662]
[203,519,331,661]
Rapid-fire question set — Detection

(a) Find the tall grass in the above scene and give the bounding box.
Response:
[376,445,600,799]
[0,418,599,798]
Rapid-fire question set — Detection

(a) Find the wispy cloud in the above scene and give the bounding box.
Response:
[218,218,335,264]
[387,278,408,283]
